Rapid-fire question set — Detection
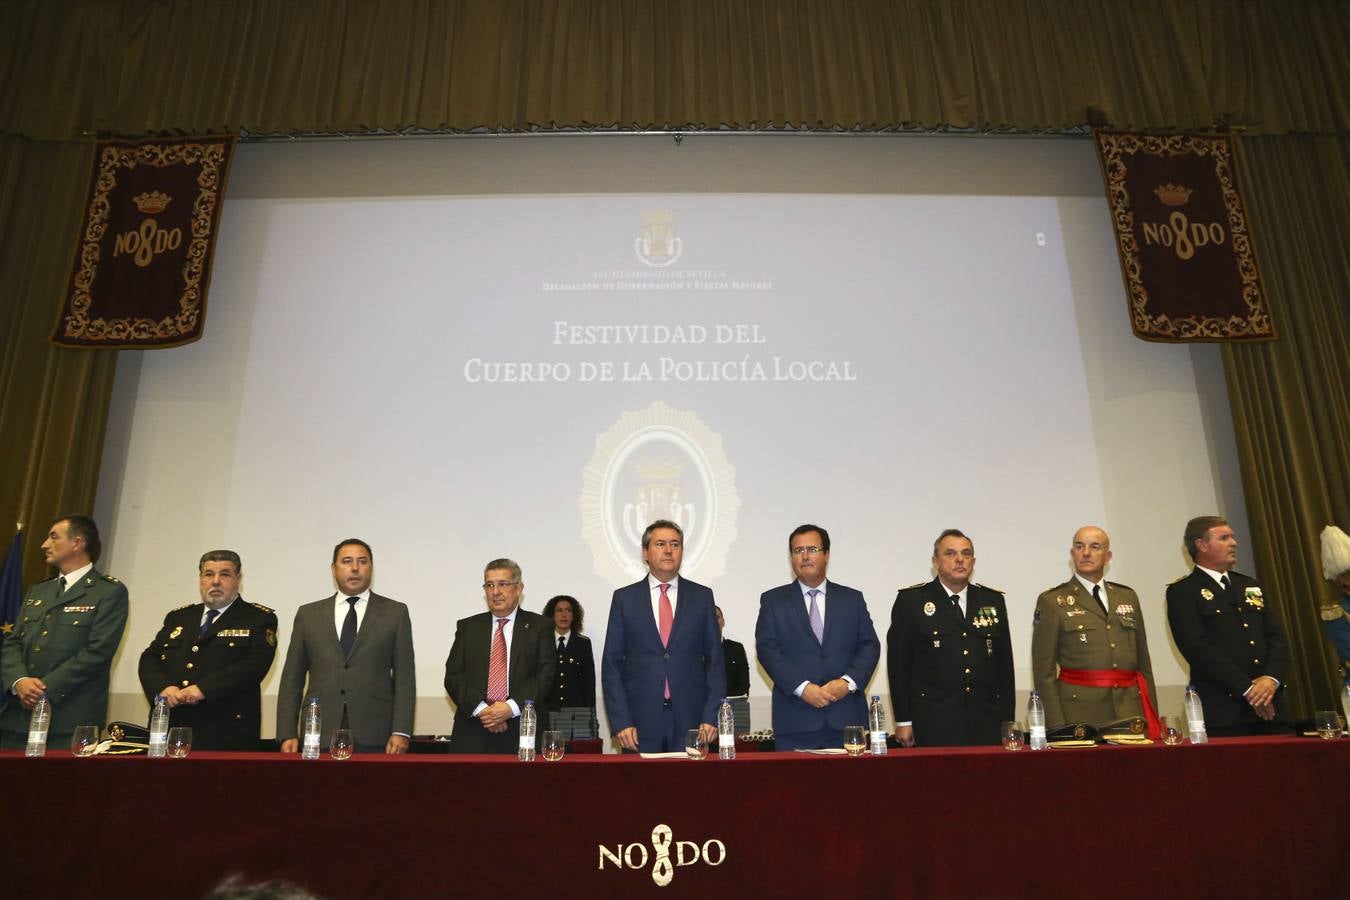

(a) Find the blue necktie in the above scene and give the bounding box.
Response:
[199,608,220,638]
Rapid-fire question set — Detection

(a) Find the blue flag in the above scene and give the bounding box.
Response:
[0,530,23,646]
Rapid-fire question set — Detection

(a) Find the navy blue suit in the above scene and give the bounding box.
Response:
[602,576,725,752]
[755,580,880,750]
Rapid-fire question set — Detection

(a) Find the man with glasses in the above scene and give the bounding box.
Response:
[755,524,880,750]
[602,519,725,753]
[444,558,555,754]
[887,529,1014,747]
[276,539,416,754]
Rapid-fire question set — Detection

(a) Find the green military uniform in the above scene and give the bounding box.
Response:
[0,568,130,747]
[1030,577,1157,729]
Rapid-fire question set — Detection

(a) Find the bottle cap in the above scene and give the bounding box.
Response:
[524,699,534,706]
[871,695,880,701]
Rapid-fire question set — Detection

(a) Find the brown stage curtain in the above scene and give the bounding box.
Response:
[1,0,1348,711]
[0,136,118,588]
[1225,135,1350,717]
[2,0,1350,140]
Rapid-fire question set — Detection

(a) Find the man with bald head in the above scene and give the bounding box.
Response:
[1030,526,1159,735]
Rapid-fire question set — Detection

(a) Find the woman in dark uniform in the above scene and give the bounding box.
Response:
[541,596,596,736]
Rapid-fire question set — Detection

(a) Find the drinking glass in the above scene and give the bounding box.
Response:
[541,730,565,761]
[71,725,100,757]
[1001,721,1024,751]
[330,728,354,760]
[166,727,192,758]
[685,729,707,760]
[1313,710,1338,740]
[843,725,867,757]
[1161,716,1183,746]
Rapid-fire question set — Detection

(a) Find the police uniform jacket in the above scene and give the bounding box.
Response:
[545,631,596,710]
[137,598,279,750]
[0,568,129,740]
[1166,568,1289,730]
[887,578,1014,747]
[722,638,750,697]
[1030,578,1157,729]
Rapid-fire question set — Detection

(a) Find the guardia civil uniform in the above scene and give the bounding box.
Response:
[0,568,129,747]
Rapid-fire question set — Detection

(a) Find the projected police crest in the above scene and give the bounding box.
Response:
[580,402,740,586]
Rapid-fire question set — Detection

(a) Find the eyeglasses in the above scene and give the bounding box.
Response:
[791,546,824,556]
[483,581,520,591]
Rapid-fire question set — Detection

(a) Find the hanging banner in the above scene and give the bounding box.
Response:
[1093,131,1274,342]
[51,135,236,349]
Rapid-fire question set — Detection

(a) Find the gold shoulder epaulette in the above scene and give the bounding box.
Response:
[1105,580,1133,590]
[974,582,1004,594]
[898,581,927,592]
[170,602,196,612]
[249,601,275,614]
[1320,605,1347,622]
[103,574,120,583]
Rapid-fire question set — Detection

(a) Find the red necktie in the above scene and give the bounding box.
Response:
[659,583,673,700]
[487,617,508,702]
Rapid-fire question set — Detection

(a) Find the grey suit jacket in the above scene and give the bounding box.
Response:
[276,592,416,748]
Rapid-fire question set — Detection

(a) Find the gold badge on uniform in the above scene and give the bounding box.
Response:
[1115,604,1133,616]
[1079,633,1088,642]
[266,627,277,646]
[1201,588,1214,601]
[923,601,936,616]
[169,626,183,639]
[1067,596,1075,606]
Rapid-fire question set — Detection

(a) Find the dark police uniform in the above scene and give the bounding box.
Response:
[887,579,1014,746]
[722,637,750,696]
[1166,568,1289,735]
[0,569,129,748]
[545,632,596,710]
[137,597,278,750]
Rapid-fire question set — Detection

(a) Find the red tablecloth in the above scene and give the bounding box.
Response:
[5,736,1346,899]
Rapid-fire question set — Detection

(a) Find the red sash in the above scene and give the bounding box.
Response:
[1058,667,1160,739]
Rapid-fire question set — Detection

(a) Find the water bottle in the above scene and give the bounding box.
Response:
[1028,690,1047,750]
[1341,683,1349,732]
[518,700,537,761]
[148,694,170,758]
[1184,684,1208,744]
[718,697,736,759]
[868,695,888,755]
[25,693,51,758]
[302,696,322,759]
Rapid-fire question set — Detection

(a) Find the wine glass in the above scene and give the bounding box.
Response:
[1160,716,1183,746]
[1001,721,1024,751]
[541,730,565,761]
[843,725,867,757]
[330,728,354,760]
[166,727,192,758]
[685,729,707,760]
[71,725,100,757]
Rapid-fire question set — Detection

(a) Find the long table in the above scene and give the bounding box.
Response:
[7,736,1347,898]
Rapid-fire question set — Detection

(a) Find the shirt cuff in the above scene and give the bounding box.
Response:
[471,701,487,717]
[842,675,858,692]
[507,699,521,718]
[898,721,913,727]
[793,681,809,697]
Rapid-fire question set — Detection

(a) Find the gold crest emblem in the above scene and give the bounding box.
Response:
[1200,588,1214,601]
[265,627,277,646]
[169,626,183,639]
[923,601,936,616]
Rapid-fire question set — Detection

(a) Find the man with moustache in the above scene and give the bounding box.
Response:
[1030,526,1158,736]
[602,519,725,753]
[755,524,880,750]
[1166,516,1289,736]
[0,515,128,750]
[276,539,416,754]
[138,550,278,750]
[887,529,1014,747]
[444,558,555,754]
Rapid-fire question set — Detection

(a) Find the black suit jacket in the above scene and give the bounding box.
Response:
[887,579,1014,746]
[545,632,596,710]
[137,598,278,751]
[444,608,556,754]
[1166,568,1289,731]
[722,638,750,696]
